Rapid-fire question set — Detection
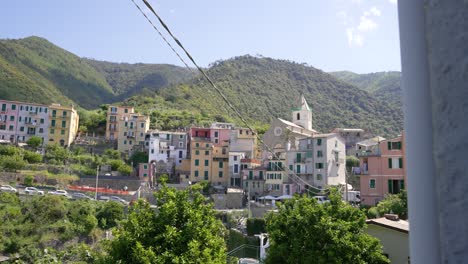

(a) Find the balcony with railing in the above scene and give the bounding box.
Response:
[356,150,381,157]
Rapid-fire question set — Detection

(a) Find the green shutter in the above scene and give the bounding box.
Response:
[397,141,402,149]
[296,165,300,173]
[388,180,393,193]
[296,153,301,161]
[249,171,253,179]
[388,158,392,168]
[400,180,405,190]
[205,160,209,166]
[219,161,223,168]
[370,179,375,188]
[289,165,293,171]
[399,158,403,168]
[388,142,392,150]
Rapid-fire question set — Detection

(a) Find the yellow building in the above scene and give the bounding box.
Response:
[189,138,229,186]
[47,104,79,147]
[116,113,150,155]
[105,105,135,141]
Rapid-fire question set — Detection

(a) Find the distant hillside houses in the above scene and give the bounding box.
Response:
[106,95,381,197]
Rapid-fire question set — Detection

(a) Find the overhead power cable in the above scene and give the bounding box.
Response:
[130,0,195,74]
[134,0,332,193]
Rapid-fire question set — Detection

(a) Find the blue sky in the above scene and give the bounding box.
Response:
[0,0,400,73]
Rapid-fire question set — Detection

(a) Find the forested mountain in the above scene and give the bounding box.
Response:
[126,56,403,136]
[83,59,194,100]
[0,37,194,108]
[0,37,403,136]
[330,71,402,109]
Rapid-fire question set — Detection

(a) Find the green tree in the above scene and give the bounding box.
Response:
[128,151,148,167]
[117,164,133,176]
[26,136,42,149]
[96,201,124,229]
[103,149,121,160]
[374,190,407,219]
[45,144,69,164]
[265,190,389,264]
[23,150,43,163]
[0,154,26,172]
[103,184,226,263]
[346,155,360,168]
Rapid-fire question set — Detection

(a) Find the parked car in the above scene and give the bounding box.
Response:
[313,196,330,204]
[25,187,44,196]
[48,190,71,198]
[110,196,129,205]
[98,195,110,202]
[0,185,17,193]
[71,192,94,200]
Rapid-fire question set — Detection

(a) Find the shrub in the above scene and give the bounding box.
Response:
[246,218,266,236]
[23,150,43,163]
[24,175,34,186]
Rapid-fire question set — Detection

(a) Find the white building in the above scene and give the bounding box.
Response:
[228,151,245,187]
[146,130,188,178]
[16,103,49,144]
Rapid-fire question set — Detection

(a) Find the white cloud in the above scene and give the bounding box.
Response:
[346,28,364,47]
[388,0,397,4]
[370,6,381,16]
[357,15,378,32]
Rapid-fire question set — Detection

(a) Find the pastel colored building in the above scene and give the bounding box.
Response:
[16,102,50,144]
[105,105,135,141]
[359,133,406,206]
[116,112,150,155]
[47,104,79,147]
[0,100,20,143]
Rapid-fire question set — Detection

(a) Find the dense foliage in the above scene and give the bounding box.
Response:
[331,71,402,109]
[367,190,408,220]
[0,192,125,262]
[246,218,266,236]
[102,183,227,263]
[265,190,390,264]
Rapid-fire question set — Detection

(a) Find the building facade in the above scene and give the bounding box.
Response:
[47,104,79,147]
[16,103,50,144]
[359,134,406,206]
[116,112,150,155]
[105,105,135,141]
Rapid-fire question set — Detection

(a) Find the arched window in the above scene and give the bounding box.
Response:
[297,113,300,120]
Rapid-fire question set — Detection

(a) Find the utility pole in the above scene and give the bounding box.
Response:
[95,165,99,200]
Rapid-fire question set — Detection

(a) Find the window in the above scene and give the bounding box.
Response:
[62,120,66,128]
[194,170,199,177]
[249,171,253,180]
[317,174,323,181]
[141,122,145,128]
[218,171,223,178]
[143,173,148,177]
[296,165,301,173]
[389,158,404,169]
[129,141,132,145]
[44,108,47,113]
[9,116,14,121]
[39,128,43,133]
[20,127,24,132]
[179,142,183,147]
[289,164,293,171]
[296,153,302,162]
[370,179,376,188]
[1,104,6,111]
[204,171,209,180]
[125,122,128,127]
[239,130,243,135]
[179,135,184,139]
[317,150,323,157]
[52,110,56,117]
[317,138,322,146]
[315,163,324,169]
[124,109,128,113]
[144,164,148,169]
[219,161,223,168]
[204,160,209,166]
[214,131,219,137]
[195,143,199,147]
[19,116,22,122]
[399,158,403,168]
[387,141,402,150]
[195,150,200,155]
[124,140,127,144]
[61,130,65,135]
[297,113,300,120]
[11,105,16,110]
[62,111,67,117]
[51,120,56,127]
[40,118,44,124]
[179,151,183,158]
[195,159,199,166]
[234,164,239,173]
[234,155,238,161]
[206,144,209,148]
[8,125,13,131]
[0,125,5,130]
[151,149,154,154]
[205,150,209,155]
[50,129,55,134]
[215,139,219,144]
[259,171,264,179]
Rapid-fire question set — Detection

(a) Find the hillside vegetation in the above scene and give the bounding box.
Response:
[145,56,403,136]
[331,71,402,109]
[0,37,403,136]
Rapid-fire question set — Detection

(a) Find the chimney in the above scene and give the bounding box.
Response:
[384,214,399,221]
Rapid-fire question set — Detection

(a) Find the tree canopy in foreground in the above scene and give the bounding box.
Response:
[265,190,390,264]
[102,182,227,263]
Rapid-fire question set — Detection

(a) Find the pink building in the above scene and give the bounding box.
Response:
[0,100,20,143]
[359,133,406,206]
